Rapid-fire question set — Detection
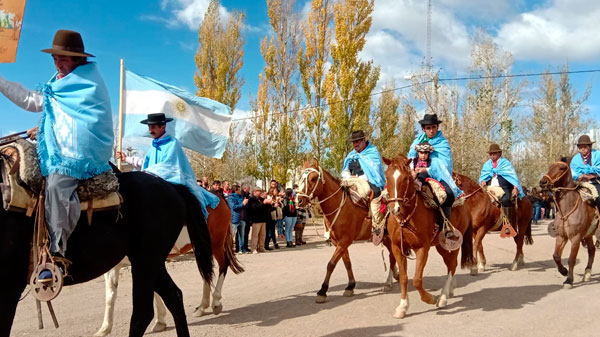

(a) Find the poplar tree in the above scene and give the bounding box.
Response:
[372,80,400,158]
[298,0,334,164]
[323,0,380,173]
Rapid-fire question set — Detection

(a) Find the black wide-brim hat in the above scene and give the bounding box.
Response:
[418,113,442,125]
[41,29,95,57]
[140,113,174,125]
[347,130,367,142]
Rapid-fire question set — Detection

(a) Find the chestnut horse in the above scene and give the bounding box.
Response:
[95,194,243,336]
[540,160,597,288]
[295,160,397,303]
[383,156,473,318]
[453,173,533,274]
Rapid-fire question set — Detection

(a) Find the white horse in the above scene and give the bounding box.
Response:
[95,199,243,336]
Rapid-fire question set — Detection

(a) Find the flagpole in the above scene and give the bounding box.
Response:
[117,58,124,170]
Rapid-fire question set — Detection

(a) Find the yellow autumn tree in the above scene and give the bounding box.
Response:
[298,0,334,164]
[323,0,380,173]
[372,80,400,158]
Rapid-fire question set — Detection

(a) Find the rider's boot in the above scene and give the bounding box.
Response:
[371,194,385,245]
[502,206,516,234]
[442,206,457,239]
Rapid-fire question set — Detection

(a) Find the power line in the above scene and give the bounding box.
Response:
[232,68,600,122]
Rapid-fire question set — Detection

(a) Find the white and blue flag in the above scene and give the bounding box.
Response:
[123,69,232,158]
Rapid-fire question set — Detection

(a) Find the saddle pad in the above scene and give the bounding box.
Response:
[577,181,599,204]
[80,191,123,211]
[426,178,446,205]
[341,177,370,199]
[486,186,505,200]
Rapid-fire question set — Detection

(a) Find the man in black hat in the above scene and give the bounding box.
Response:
[116,113,173,169]
[408,114,454,174]
[0,29,113,281]
[341,130,386,243]
[571,134,600,212]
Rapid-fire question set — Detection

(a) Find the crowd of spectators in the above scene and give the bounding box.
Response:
[198,178,311,254]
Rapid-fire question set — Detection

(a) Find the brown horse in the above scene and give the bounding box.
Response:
[95,194,243,336]
[540,160,597,288]
[295,160,397,303]
[383,156,473,318]
[453,173,533,274]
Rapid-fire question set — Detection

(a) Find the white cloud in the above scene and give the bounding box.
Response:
[160,0,230,30]
[495,0,600,62]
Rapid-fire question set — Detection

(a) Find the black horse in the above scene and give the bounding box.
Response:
[0,169,214,337]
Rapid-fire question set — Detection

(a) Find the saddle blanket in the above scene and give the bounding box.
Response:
[341,177,371,205]
[0,139,121,214]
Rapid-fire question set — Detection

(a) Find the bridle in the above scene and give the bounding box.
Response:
[541,161,570,187]
[542,161,581,222]
[296,167,344,229]
[385,166,417,226]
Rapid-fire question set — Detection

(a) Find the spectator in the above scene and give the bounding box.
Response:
[265,188,281,250]
[282,188,297,247]
[200,176,209,189]
[295,207,310,246]
[226,184,248,253]
[211,180,222,196]
[241,184,252,252]
[222,181,232,197]
[248,187,270,254]
[531,188,543,224]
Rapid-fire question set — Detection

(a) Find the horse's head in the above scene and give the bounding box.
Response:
[383,155,415,215]
[540,158,573,190]
[296,159,324,208]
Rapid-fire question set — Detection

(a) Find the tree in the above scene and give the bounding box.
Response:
[258,0,304,185]
[372,80,400,158]
[519,64,592,187]
[298,0,334,164]
[323,0,380,173]
[189,0,245,182]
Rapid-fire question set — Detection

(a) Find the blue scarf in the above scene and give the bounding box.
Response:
[428,157,463,197]
[37,62,113,179]
[479,157,525,198]
[143,134,219,217]
[408,130,453,174]
[342,142,386,188]
[570,149,600,180]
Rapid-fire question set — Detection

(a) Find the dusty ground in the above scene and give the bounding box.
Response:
[10,218,600,337]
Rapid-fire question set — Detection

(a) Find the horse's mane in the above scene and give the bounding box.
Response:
[453,172,479,189]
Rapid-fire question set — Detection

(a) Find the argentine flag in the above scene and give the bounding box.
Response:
[123,69,232,158]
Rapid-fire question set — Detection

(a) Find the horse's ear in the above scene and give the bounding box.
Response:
[382,156,391,165]
[404,158,413,166]
[310,158,319,167]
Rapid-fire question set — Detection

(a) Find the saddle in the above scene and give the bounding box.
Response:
[418,178,465,209]
[576,181,599,205]
[341,177,370,209]
[0,139,122,222]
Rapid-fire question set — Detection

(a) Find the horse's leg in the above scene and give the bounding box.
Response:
[151,293,167,332]
[478,242,487,273]
[435,247,459,308]
[153,267,190,337]
[211,272,227,314]
[471,228,486,275]
[341,250,356,297]
[193,281,212,317]
[553,235,568,277]
[209,242,228,315]
[382,237,396,291]
[413,247,436,305]
[316,245,347,303]
[129,264,160,337]
[583,235,595,282]
[510,220,526,271]
[564,235,582,289]
[95,264,122,337]
[391,245,409,319]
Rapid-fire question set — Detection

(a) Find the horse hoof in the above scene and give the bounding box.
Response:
[510,262,518,271]
[563,283,573,290]
[382,284,393,292]
[343,289,354,297]
[151,322,167,332]
[193,307,208,317]
[316,295,327,303]
[437,295,447,308]
[213,304,223,315]
[393,310,406,319]
[93,329,110,337]
[470,268,478,276]
[559,268,568,277]
[584,271,592,282]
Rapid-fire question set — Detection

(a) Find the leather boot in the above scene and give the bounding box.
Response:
[502,206,516,234]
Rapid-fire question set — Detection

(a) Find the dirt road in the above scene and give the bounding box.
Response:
[9,219,600,337]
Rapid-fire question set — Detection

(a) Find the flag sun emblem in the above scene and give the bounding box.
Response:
[175,100,187,115]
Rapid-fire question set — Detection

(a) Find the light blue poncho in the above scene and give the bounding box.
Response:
[342,142,386,188]
[478,157,525,198]
[143,134,219,217]
[570,149,600,181]
[408,130,453,174]
[37,62,113,179]
[427,157,463,197]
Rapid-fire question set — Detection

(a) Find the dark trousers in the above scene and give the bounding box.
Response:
[265,219,278,247]
[501,188,513,207]
[243,221,252,251]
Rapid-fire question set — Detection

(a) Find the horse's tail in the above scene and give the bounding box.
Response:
[460,219,475,269]
[173,184,214,286]
[524,218,534,245]
[224,224,244,274]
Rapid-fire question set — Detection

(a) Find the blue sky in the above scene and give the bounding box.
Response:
[1,0,599,137]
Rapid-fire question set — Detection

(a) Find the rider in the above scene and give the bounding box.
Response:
[341,130,386,243]
[407,114,460,224]
[0,30,113,280]
[570,135,600,213]
[115,113,219,218]
[410,141,462,236]
[478,143,525,232]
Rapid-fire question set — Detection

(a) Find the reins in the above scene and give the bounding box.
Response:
[543,161,583,223]
[297,167,347,231]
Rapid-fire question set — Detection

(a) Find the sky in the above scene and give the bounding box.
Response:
[1,0,599,140]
